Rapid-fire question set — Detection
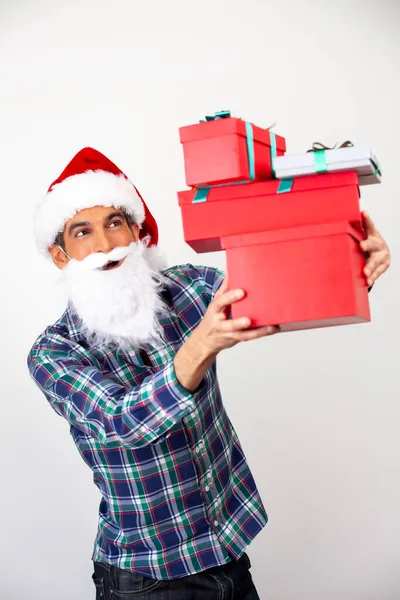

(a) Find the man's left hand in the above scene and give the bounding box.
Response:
[359,211,391,287]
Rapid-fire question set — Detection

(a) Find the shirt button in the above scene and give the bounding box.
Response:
[214,520,219,527]
[207,472,212,479]
[178,402,187,411]
[205,486,210,492]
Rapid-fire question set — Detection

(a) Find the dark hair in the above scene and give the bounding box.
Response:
[53,209,135,251]
[54,230,66,251]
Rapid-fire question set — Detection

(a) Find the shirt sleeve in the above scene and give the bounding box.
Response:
[193,265,225,303]
[27,349,204,449]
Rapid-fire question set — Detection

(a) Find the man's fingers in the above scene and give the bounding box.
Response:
[216,317,280,337]
[364,250,387,278]
[236,325,280,341]
[361,211,378,237]
[360,237,384,253]
[213,289,245,312]
[217,316,251,333]
[366,260,390,285]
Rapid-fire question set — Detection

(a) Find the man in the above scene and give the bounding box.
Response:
[27,147,390,599]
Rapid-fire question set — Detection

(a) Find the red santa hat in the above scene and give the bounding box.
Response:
[34,147,158,256]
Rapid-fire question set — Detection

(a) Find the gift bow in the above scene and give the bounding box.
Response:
[200,110,231,122]
[200,110,277,131]
[307,141,354,152]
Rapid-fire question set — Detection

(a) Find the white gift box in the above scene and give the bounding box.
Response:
[273,146,381,185]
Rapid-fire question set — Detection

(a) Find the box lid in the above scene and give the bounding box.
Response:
[221,221,364,249]
[179,117,286,151]
[178,171,359,207]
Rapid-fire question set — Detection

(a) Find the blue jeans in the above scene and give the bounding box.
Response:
[92,552,261,599]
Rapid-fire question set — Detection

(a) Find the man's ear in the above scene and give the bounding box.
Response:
[49,245,69,270]
[132,223,140,240]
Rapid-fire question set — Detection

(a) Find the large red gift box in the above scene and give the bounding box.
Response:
[178,172,362,253]
[179,114,286,188]
[222,221,370,331]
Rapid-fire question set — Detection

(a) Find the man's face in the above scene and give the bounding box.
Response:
[47,204,167,349]
[49,205,140,267]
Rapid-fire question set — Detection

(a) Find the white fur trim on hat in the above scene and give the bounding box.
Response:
[34,170,145,256]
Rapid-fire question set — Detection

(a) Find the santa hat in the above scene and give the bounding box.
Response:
[34,147,158,256]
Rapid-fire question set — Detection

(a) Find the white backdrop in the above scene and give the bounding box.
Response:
[0,0,399,598]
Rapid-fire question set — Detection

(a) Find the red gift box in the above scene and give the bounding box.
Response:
[221,221,370,332]
[179,115,286,188]
[178,172,362,253]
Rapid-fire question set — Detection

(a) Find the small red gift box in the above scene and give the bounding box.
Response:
[177,171,362,253]
[179,112,286,188]
[221,221,370,332]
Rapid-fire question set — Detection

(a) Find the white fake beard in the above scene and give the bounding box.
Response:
[60,239,170,351]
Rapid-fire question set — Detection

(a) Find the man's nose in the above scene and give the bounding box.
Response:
[93,229,114,254]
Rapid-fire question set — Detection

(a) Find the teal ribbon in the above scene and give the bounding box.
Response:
[313,149,328,173]
[366,159,382,178]
[192,186,210,204]
[270,131,277,178]
[245,121,255,181]
[277,178,293,193]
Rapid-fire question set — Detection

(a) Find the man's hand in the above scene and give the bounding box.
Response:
[194,278,279,358]
[359,211,391,286]
[173,278,279,393]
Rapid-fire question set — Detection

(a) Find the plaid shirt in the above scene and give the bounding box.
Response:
[27,264,267,580]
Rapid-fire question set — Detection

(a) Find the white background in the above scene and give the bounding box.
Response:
[0,0,399,598]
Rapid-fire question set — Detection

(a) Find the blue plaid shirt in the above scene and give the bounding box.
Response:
[27,264,267,580]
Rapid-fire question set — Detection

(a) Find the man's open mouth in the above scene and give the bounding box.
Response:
[100,259,124,271]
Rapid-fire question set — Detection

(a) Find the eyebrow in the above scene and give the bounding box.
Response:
[67,211,126,237]
[105,211,126,223]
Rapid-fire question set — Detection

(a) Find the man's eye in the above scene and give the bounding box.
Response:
[110,219,122,227]
[76,230,89,238]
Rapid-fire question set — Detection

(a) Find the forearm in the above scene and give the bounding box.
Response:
[174,330,216,393]
[29,354,202,448]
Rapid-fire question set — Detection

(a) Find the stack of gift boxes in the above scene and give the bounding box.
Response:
[177,110,382,332]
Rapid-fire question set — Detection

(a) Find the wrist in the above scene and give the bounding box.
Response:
[173,330,216,394]
[189,326,218,364]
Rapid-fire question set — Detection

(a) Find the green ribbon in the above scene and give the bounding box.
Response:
[270,131,277,178]
[365,159,382,179]
[313,149,328,173]
[245,121,255,181]
[192,187,210,203]
[277,178,293,193]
